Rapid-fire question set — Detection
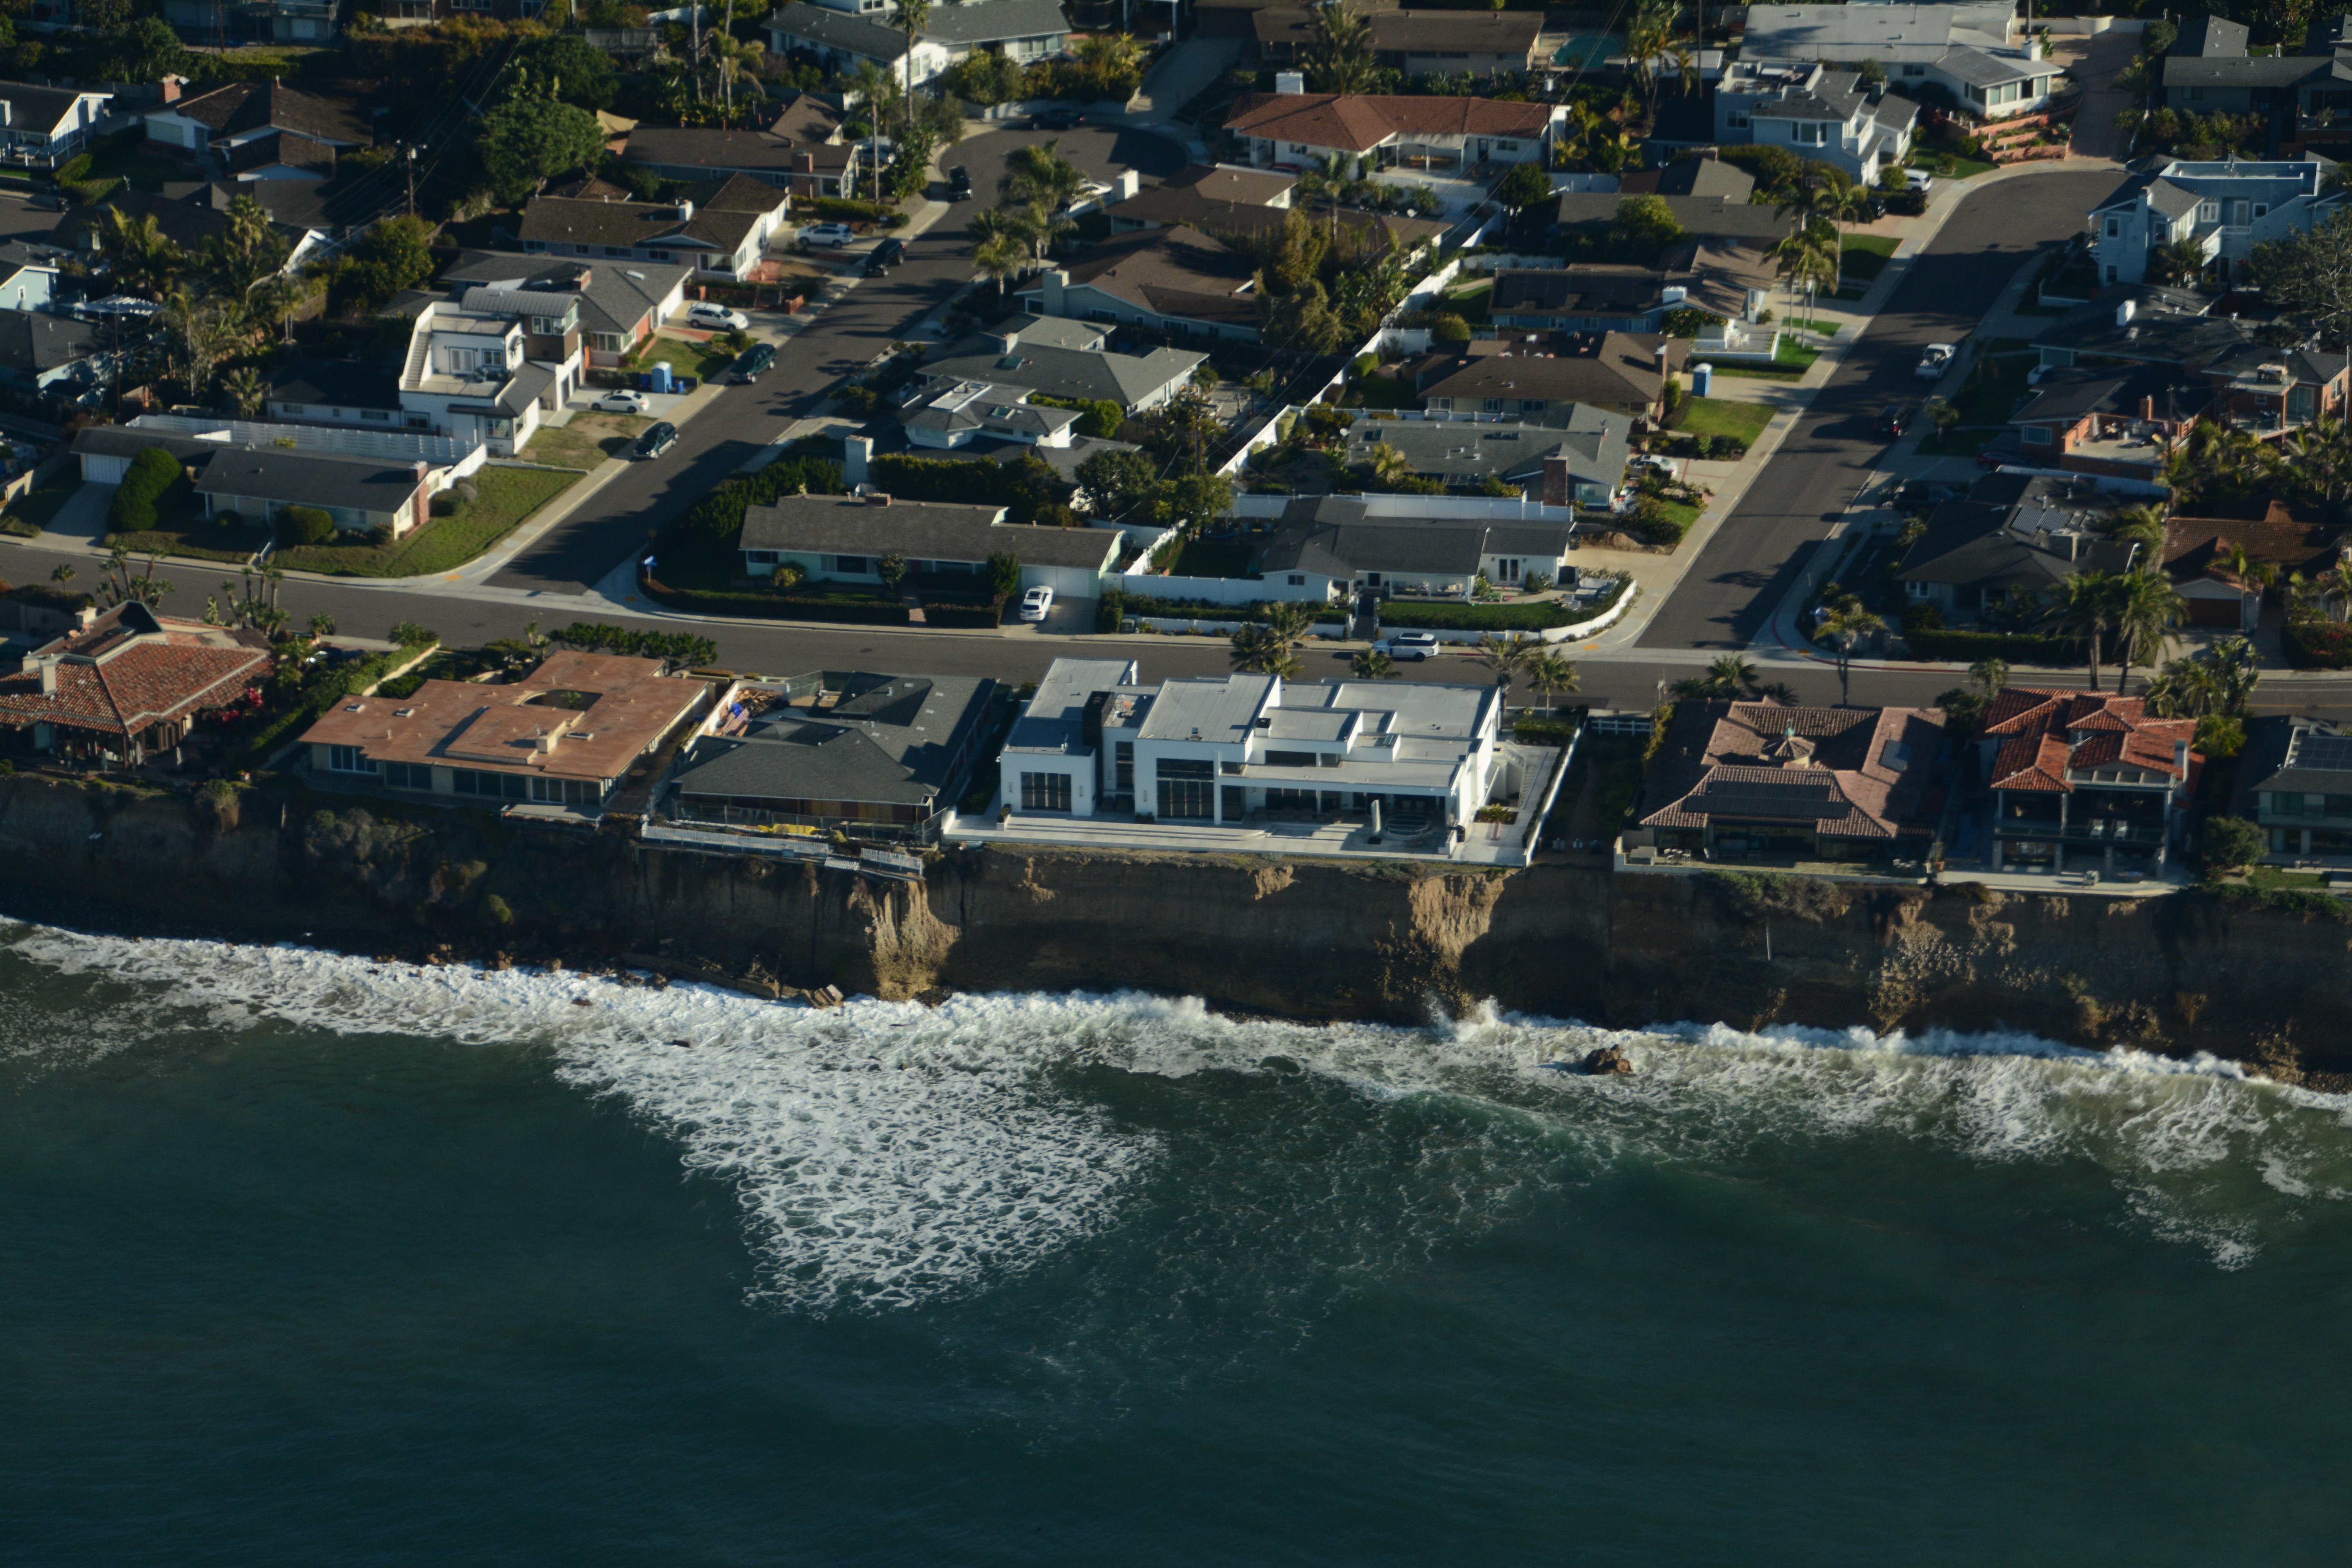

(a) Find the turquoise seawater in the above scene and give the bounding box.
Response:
[7,918,2352,1565]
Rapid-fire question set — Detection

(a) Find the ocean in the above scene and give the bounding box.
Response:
[6,915,2352,1565]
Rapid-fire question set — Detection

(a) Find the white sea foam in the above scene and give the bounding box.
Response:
[5,917,2349,1297]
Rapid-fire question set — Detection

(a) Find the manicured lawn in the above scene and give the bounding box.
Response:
[1783,317,1843,335]
[0,471,83,537]
[83,134,182,194]
[1840,232,1899,282]
[1673,396,1775,447]
[1658,497,1702,531]
[2244,867,2333,890]
[105,467,581,578]
[639,337,736,384]
[1355,373,1423,409]
[518,411,648,471]
[1170,538,1256,578]
[1937,156,2000,181]
[1445,280,1493,325]
[1712,337,1821,379]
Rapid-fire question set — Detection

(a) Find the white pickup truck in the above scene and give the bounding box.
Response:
[1916,343,1957,381]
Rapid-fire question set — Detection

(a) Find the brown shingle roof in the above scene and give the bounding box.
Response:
[1416,331,1690,411]
[169,80,370,145]
[1042,228,1260,327]
[1637,700,1945,840]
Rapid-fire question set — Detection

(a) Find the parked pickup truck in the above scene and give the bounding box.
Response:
[1916,343,1957,381]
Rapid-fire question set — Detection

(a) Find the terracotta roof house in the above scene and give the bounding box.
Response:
[1978,688,2199,874]
[517,175,789,279]
[0,603,271,764]
[1414,331,1691,423]
[1225,87,1556,175]
[2161,501,2348,631]
[1017,228,1263,343]
[1631,699,1947,865]
[298,651,710,812]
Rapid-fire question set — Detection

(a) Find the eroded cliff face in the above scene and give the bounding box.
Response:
[1,775,2345,1066]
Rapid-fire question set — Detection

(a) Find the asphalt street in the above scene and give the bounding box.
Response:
[486,122,1189,594]
[1638,169,2136,650]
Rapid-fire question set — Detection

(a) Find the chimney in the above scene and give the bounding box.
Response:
[797,152,815,173]
[1115,169,1140,203]
[677,200,695,222]
[2141,394,2155,421]
[1275,71,1305,94]
[36,656,56,695]
[76,605,98,628]
[996,330,1020,354]
[844,434,871,488]
[2116,298,2136,327]
[1044,268,1068,315]
[160,74,181,104]
[1541,456,1571,508]
[867,492,892,507]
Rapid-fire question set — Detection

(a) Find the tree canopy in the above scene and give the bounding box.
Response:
[477,97,608,203]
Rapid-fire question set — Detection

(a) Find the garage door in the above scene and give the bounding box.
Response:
[2185,596,2241,628]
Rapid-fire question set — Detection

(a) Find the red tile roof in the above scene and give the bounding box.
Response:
[1983,688,2197,791]
[0,607,270,739]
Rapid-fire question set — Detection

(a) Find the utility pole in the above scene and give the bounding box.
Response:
[405,143,419,218]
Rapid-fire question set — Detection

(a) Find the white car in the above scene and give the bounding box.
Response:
[1916,343,1956,381]
[686,302,749,332]
[800,222,855,247]
[1906,168,1934,192]
[1374,632,1441,661]
[1628,453,1677,476]
[1018,585,1055,623]
[591,389,649,415]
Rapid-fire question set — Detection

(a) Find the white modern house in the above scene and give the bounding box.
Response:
[2088,157,2343,287]
[996,657,1506,837]
[393,295,582,456]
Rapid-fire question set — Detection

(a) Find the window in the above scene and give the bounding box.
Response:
[1793,122,1828,147]
[1428,397,1452,412]
[2255,203,2269,219]
[1019,772,1072,811]
[1287,574,1306,586]
[1263,750,1319,768]
[1902,63,1926,77]
[829,554,871,574]
[326,745,376,774]
[1518,399,1546,415]
[593,332,624,352]
[746,550,779,564]
[1156,757,1215,819]
[1728,110,1750,130]
[1114,742,1132,793]
[2185,87,2203,102]
[530,777,601,806]
[603,246,630,258]
[2105,217,2120,238]
[361,409,390,421]
[2023,426,2053,445]
[2197,201,2219,223]
[281,402,304,414]
[453,769,529,800]
[1484,397,1509,412]
[382,761,431,790]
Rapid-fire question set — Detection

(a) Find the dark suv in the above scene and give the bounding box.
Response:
[629,421,679,460]
[863,237,906,277]
[947,166,973,200]
[729,343,777,383]
[1875,402,1915,439]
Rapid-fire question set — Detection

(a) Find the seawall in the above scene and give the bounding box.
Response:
[2,775,2345,1075]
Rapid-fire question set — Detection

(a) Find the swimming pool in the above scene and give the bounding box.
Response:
[1551,33,1615,71]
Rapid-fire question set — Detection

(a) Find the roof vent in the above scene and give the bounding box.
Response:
[868,491,892,506]
[2116,298,2136,327]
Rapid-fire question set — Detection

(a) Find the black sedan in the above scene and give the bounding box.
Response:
[1875,402,1915,439]
[947,165,973,200]
[629,421,679,460]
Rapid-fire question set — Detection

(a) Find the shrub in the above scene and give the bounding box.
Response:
[109,446,184,534]
[1903,628,2083,665]
[2285,619,2352,669]
[2201,814,2265,876]
[387,621,439,647]
[276,506,336,547]
[480,894,514,927]
[810,196,888,223]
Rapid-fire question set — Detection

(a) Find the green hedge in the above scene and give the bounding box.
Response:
[1028,393,1125,440]
[1901,628,2086,665]
[2285,620,2352,669]
[109,446,184,534]
[1119,592,1319,622]
[808,197,889,223]
[640,571,1000,627]
[1379,593,1615,631]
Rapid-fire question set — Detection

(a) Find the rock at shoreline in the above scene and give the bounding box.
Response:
[1583,1045,1633,1076]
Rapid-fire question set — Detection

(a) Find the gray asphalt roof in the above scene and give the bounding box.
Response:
[2010,363,2211,425]
[2170,14,2250,57]
[0,309,100,374]
[766,2,909,59]
[2239,716,2352,799]
[2143,178,2203,220]
[1253,495,1574,577]
[919,0,1069,44]
[2163,55,2330,89]
[265,356,400,408]
[1551,191,1789,243]
[672,673,994,807]
[739,492,1120,569]
[438,250,694,339]
[1344,406,1630,486]
[1895,472,2134,590]
[191,448,425,515]
[922,327,1203,408]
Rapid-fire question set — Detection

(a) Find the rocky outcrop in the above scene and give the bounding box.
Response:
[3,775,2350,1071]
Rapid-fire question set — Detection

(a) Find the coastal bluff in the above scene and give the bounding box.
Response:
[3,774,2349,1071]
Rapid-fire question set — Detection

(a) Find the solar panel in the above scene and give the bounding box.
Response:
[2295,734,2352,772]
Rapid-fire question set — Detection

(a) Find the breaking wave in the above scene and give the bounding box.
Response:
[5,918,2347,1306]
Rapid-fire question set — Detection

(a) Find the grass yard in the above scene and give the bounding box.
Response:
[519,411,650,471]
[640,336,737,384]
[1712,337,1821,379]
[83,135,182,194]
[1444,280,1493,325]
[1169,538,1256,578]
[1782,317,1843,336]
[1354,373,1423,409]
[1933,156,2000,181]
[0,471,83,537]
[1673,396,1776,447]
[105,467,580,577]
[1838,232,1900,290]
[1658,497,1702,532]
[2243,867,2334,890]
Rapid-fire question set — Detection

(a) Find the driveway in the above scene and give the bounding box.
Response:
[483,122,1190,596]
[1637,169,2134,650]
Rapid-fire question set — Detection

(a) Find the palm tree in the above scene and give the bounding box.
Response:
[1817,604,1885,706]
[1306,0,1376,94]
[99,208,181,298]
[1753,680,1800,704]
[973,234,1025,298]
[1365,441,1412,489]
[2042,570,2118,691]
[1768,229,1838,330]
[2107,567,2187,690]
[1526,649,1579,713]
[2151,235,2208,286]
[2102,503,2167,550]
[1351,648,1397,679]
[895,0,931,138]
[221,364,265,417]
[1472,630,1540,702]
[1263,600,1317,646]
[849,60,892,201]
[1824,178,1875,288]
[1001,139,1085,212]
[1296,151,1356,250]
[1968,657,2009,699]
[309,612,336,639]
[49,563,73,584]
[1229,622,1302,677]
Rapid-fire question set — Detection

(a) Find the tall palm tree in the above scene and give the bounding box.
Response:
[1229,622,1302,677]
[973,234,1025,297]
[1824,178,1875,288]
[849,59,892,201]
[220,364,265,417]
[1968,657,2009,699]
[1306,0,1376,94]
[1351,648,1397,679]
[2041,570,2119,691]
[1365,441,1412,489]
[1817,604,1884,706]
[1526,650,1579,713]
[1297,151,1356,250]
[1472,631,1540,702]
[99,208,181,298]
[1768,229,1837,329]
[2102,503,2167,550]
[896,0,931,139]
[2107,567,2187,690]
